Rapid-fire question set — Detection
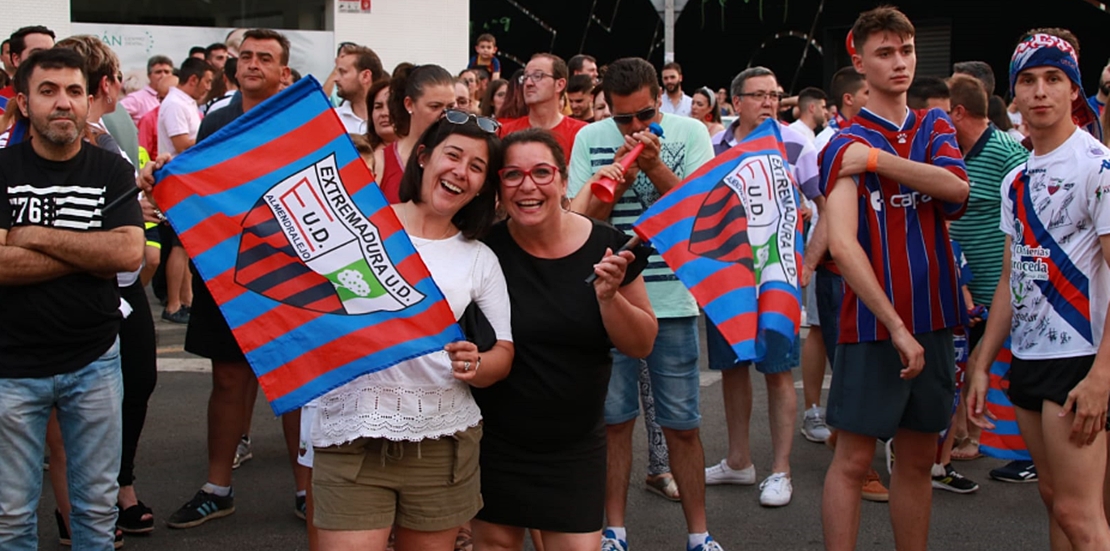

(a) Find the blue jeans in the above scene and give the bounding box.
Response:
[604,317,701,430]
[0,339,123,551]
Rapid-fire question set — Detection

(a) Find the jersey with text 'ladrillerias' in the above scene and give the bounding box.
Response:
[1000,128,1110,360]
[819,107,969,343]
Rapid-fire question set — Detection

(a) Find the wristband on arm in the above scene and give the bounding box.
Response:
[866,147,880,173]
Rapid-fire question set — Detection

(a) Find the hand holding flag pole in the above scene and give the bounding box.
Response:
[107,153,173,214]
[590,123,665,203]
[585,235,642,285]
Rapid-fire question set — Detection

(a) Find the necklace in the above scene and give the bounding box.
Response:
[400,203,454,243]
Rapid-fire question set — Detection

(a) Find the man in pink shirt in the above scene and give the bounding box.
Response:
[120,55,174,126]
[137,74,179,158]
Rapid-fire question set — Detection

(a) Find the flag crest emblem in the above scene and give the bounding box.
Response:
[235,153,424,315]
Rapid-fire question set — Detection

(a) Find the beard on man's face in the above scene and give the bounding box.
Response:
[31,108,83,146]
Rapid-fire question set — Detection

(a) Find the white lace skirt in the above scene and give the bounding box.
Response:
[311,377,482,447]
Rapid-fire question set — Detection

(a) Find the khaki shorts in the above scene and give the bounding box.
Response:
[312,425,482,532]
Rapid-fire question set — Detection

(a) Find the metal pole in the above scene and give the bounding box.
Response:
[664,0,675,63]
[788,0,825,94]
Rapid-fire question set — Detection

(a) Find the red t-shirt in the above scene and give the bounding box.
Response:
[0,85,14,116]
[137,106,160,158]
[379,141,404,204]
[498,115,587,163]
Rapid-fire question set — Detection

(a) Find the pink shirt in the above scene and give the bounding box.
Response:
[120,86,161,126]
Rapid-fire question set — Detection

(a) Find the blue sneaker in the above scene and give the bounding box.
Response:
[602,529,628,551]
[166,489,235,528]
[989,460,1038,483]
[689,535,725,551]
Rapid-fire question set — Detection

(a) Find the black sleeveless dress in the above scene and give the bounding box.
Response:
[473,217,644,532]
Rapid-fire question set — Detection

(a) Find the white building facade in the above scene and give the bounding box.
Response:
[3,0,469,82]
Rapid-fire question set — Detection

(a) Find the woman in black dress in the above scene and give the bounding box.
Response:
[472,129,657,551]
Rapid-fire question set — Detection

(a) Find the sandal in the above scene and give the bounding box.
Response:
[56,509,71,546]
[57,509,125,548]
[117,501,155,534]
[645,473,682,502]
[952,438,982,461]
[454,526,472,551]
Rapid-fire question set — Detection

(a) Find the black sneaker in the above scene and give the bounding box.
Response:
[990,460,1038,483]
[161,308,190,324]
[295,494,306,521]
[166,490,234,529]
[932,463,980,494]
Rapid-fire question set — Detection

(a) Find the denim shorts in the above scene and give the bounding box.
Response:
[705,318,800,374]
[603,316,701,430]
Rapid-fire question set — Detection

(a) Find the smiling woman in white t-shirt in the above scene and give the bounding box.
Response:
[311,110,514,551]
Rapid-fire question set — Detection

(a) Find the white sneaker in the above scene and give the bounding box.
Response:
[801,405,831,443]
[601,529,628,551]
[759,472,792,507]
[232,436,252,470]
[705,459,756,485]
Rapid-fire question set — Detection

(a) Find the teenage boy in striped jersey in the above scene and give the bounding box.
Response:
[818,7,970,551]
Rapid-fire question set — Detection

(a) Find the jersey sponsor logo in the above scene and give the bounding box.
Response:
[868,189,933,210]
[1011,243,1050,282]
[890,190,933,208]
[870,190,883,211]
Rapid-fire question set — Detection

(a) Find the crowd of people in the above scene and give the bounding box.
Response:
[3,4,1110,551]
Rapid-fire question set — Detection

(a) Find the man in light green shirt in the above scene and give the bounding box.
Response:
[568,58,722,551]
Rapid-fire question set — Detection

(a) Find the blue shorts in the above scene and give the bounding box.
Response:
[815,266,844,366]
[604,316,701,430]
[705,318,799,374]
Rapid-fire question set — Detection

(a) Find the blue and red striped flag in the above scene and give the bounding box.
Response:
[981,339,1031,461]
[151,76,463,415]
[633,118,803,362]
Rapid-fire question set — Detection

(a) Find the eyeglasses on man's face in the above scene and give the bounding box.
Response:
[738,91,785,102]
[518,72,554,85]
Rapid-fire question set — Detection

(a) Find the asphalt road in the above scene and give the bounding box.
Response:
[34,295,1048,550]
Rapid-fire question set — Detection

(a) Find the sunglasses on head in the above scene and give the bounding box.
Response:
[442,109,501,134]
[612,106,657,125]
